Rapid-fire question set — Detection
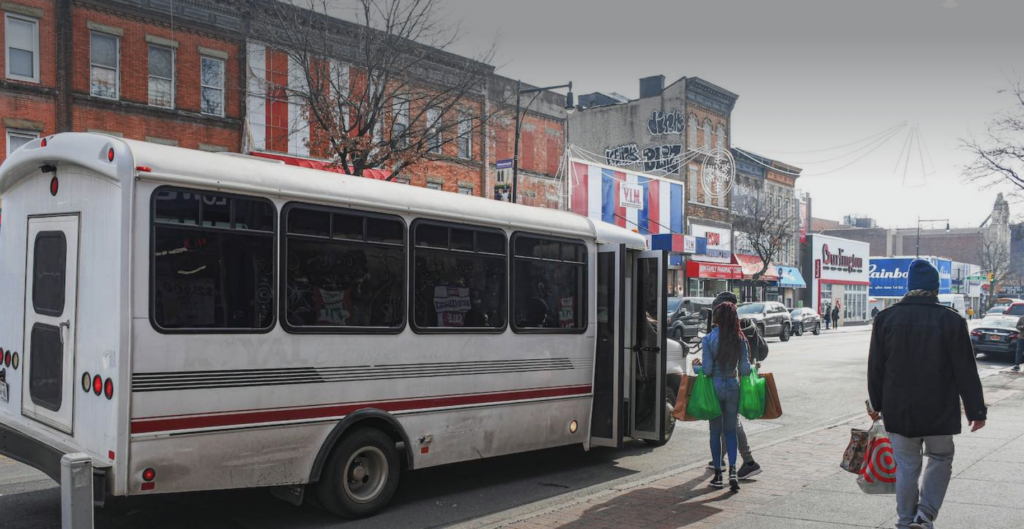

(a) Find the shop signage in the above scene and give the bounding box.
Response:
[814,259,821,279]
[619,182,644,209]
[821,244,865,274]
[868,258,912,297]
[687,260,743,280]
[683,235,697,254]
[691,224,731,263]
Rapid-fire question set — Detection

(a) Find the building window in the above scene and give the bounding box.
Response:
[282,204,405,331]
[457,112,472,159]
[426,181,442,191]
[458,186,473,195]
[7,129,37,155]
[201,56,225,116]
[427,107,442,154]
[511,234,587,332]
[703,119,712,151]
[716,123,726,150]
[392,98,409,148]
[151,187,276,332]
[148,45,174,108]
[688,114,698,151]
[393,176,410,185]
[688,165,699,204]
[5,14,38,82]
[411,221,507,331]
[90,32,119,99]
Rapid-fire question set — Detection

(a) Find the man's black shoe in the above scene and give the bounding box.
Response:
[737,461,762,480]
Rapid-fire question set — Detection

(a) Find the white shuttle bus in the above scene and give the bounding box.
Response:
[0,133,679,518]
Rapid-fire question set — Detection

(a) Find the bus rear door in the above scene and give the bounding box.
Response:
[630,250,667,443]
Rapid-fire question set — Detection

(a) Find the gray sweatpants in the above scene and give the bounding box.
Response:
[890,432,955,528]
[718,420,752,465]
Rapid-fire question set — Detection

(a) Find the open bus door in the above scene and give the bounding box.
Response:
[630,250,667,443]
[590,246,668,447]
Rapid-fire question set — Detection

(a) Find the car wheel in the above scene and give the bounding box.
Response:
[794,323,803,336]
[813,323,821,335]
[317,428,401,519]
[779,324,791,342]
[644,388,677,447]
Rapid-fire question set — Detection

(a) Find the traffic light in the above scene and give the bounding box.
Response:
[988,272,994,282]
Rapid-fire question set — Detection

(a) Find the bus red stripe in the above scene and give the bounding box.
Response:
[130,385,592,434]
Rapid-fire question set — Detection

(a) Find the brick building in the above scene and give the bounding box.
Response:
[0,0,566,202]
[0,0,243,166]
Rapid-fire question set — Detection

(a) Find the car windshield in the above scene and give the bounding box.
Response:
[667,297,682,313]
[790,309,802,317]
[738,303,765,314]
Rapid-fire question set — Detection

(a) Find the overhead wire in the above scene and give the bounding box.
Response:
[734,123,906,177]
[739,121,907,155]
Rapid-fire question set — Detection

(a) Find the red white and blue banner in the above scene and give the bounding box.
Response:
[569,160,684,236]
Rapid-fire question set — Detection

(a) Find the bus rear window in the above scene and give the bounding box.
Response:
[151,187,276,332]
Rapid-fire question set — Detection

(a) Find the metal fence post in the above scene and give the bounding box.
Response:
[61,453,94,529]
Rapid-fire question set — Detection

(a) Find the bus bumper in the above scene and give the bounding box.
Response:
[0,419,107,505]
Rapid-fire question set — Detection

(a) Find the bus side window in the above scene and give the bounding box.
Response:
[282,203,406,332]
[411,221,507,332]
[511,233,587,333]
[151,187,276,332]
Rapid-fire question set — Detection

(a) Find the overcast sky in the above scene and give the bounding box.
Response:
[427,0,1023,229]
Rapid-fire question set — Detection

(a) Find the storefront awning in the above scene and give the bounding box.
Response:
[735,254,780,281]
[776,266,807,289]
[687,259,744,280]
[249,151,392,181]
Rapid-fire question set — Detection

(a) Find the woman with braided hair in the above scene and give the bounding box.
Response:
[700,301,751,492]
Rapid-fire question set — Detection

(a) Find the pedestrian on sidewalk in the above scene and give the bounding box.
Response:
[832,305,841,329]
[868,259,987,529]
[1013,313,1024,372]
[824,304,832,330]
[698,301,750,492]
[703,292,766,481]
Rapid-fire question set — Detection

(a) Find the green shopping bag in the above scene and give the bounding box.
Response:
[686,368,722,420]
[739,366,767,420]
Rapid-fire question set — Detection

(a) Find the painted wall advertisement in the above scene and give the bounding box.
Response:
[690,224,732,264]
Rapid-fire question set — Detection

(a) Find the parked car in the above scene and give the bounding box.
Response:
[1003,301,1024,317]
[988,304,1010,317]
[790,307,822,336]
[970,314,1021,358]
[737,301,792,341]
[667,296,715,342]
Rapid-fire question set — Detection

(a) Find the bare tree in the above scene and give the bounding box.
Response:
[732,186,798,282]
[963,78,1024,196]
[978,230,1014,309]
[241,0,501,180]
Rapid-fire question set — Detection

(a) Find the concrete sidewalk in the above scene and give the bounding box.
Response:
[474,371,1024,529]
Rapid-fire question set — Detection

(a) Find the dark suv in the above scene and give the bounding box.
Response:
[737,301,792,341]
[667,296,714,343]
[789,307,822,336]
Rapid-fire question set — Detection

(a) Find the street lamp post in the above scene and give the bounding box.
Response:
[512,80,575,204]
[916,217,951,258]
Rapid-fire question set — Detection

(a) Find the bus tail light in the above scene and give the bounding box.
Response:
[104,378,114,400]
[142,468,156,482]
[107,148,115,162]
[11,352,18,370]
[82,372,92,392]
[3,349,8,368]
[93,375,103,396]
[40,137,47,147]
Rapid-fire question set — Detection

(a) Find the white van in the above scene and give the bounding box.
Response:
[938,294,967,316]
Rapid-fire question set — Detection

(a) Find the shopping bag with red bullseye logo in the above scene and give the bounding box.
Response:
[856,420,897,494]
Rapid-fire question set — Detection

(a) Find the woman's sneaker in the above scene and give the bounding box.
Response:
[737,461,762,480]
[707,461,717,470]
[729,466,740,492]
[710,470,724,489]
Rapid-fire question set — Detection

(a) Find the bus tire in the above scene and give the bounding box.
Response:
[317,427,401,519]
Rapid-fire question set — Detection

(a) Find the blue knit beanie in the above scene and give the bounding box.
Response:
[907,259,940,292]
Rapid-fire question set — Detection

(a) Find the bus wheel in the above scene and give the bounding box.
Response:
[317,427,401,519]
[644,389,677,447]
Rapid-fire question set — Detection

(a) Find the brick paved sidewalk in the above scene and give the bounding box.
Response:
[483,373,1024,529]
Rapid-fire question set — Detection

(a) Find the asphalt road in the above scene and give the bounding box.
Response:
[0,328,1013,529]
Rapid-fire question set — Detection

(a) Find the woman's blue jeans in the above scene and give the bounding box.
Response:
[709,377,740,470]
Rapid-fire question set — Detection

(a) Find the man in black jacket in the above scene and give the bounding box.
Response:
[868,260,987,529]
[703,291,767,479]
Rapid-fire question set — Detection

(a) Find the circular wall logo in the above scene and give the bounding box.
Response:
[701,148,735,199]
